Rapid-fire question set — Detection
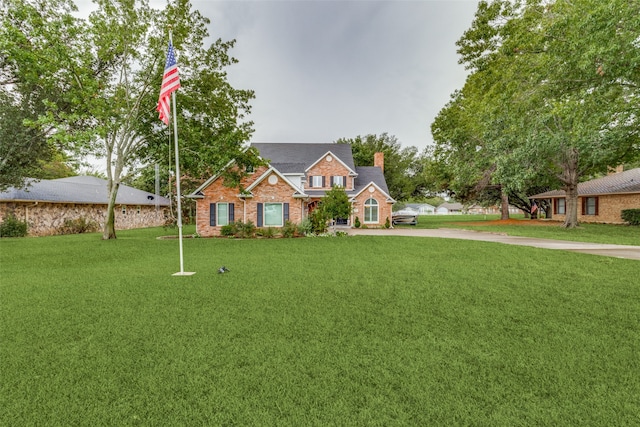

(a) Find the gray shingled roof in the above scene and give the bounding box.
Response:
[530,168,640,198]
[251,143,391,199]
[0,176,170,206]
[252,143,357,173]
[354,166,390,196]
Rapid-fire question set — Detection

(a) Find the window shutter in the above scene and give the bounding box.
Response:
[343,176,347,187]
[309,176,313,187]
[284,203,289,221]
[594,197,599,215]
[581,198,585,215]
[322,176,326,187]
[210,203,216,226]
[229,203,235,222]
[553,199,558,215]
[257,203,263,227]
[330,176,334,186]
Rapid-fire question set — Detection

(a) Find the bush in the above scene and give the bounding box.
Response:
[354,216,361,228]
[0,214,28,237]
[621,209,640,226]
[220,222,238,237]
[281,220,297,238]
[58,218,99,235]
[384,217,391,229]
[297,218,313,236]
[235,220,256,238]
[309,208,329,234]
[256,227,278,238]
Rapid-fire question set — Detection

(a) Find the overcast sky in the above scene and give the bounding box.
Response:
[78,0,479,152]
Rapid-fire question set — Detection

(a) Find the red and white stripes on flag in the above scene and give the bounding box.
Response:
[157,41,181,125]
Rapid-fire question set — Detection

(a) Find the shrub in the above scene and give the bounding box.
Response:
[297,218,313,236]
[0,214,28,237]
[621,209,640,226]
[354,216,361,228]
[236,220,256,238]
[58,218,99,235]
[281,220,297,238]
[384,217,391,229]
[309,208,329,234]
[256,227,278,238]
[220,222,238,237]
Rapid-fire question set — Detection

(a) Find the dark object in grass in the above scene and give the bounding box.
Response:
[218,266,230,274]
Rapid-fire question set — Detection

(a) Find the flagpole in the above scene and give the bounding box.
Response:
[168,31,195,277]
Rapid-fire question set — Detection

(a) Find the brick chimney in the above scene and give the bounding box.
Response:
[374,152,384,172]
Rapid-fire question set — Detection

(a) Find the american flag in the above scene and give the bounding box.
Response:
[157,41,181,125]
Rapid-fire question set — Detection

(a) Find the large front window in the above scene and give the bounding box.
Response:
[264,203,283,226]
[555,198,566,215]
[364,198,379,223]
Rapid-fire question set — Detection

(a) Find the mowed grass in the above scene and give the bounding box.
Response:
[401,214,640,246]
[1,227,639,425]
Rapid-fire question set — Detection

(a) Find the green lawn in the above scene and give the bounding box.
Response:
[398,214,640,246]
[2,227,639,425]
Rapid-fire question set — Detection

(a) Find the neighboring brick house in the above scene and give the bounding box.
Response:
[529,167,640,224]
[189,143,394,237]
[0,176,170,236]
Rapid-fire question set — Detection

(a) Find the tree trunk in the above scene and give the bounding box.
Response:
[102,180,119,239]
[564,183,579,228]
[500,187,510,220]
[561,148,580,228]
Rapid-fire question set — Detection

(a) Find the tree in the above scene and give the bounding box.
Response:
[0,91,52,189]
[435,0,640,228]
[3,0,257,239]
[336,133,424,201]
[1,0,89,190]
[321,185,351,231]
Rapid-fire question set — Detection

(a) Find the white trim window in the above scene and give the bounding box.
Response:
[257,202,290,227]
[209,202,235,226]
[264,203,283,226]
[332,176,345,187]
[217,203,229,226]
[310,175,324,188]
[364,198,379,223]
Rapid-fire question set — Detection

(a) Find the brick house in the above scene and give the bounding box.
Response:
[529,167,640,224]
[0,176,170,236]
[189,143,394,237]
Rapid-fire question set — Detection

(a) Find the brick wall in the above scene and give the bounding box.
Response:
[195,168,304,237]
[548,193,640,224]
[306,154,354,190]
[194,160,395,235]
[0,202,168,236]
[351,184,393,228]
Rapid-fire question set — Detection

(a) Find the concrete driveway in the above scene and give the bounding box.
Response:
[347,228,640,261]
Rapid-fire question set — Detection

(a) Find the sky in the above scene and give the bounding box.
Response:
[77,0,480,153]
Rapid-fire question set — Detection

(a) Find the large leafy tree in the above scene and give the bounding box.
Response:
[335,133,425,201]
[1,0,88,190]
[3,0,256,238]
[434,0,640,228]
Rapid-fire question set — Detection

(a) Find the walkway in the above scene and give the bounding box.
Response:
[347,228,640,260]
